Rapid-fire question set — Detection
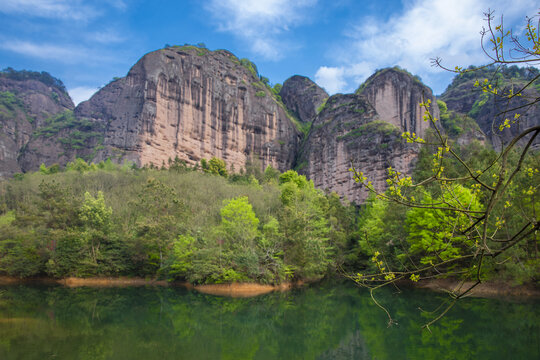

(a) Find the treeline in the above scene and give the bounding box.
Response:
[0,128,538,285]
[0,158,358,284]
[1,67,67,92]
[356,121,539,285]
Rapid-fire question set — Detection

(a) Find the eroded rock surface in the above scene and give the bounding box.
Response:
[440,66,540,148]
[0,71,73,176]
[299,94,418,203]
[280,75,328,123]
[75,47,301,171]
[357,68,439,138]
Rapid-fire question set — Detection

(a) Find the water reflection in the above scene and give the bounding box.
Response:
[0,282,538,359]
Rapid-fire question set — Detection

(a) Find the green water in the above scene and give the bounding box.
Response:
[0,282,538,359]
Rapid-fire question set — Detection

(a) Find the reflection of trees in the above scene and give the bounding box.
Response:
[0,284,538,359]
[316,330,371,360]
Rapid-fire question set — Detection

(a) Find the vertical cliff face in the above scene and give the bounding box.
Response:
[441,72,540,149]
[75,47,301,171]
[357,68,439,139]
[0,71,74,176]
[279,75,328,123]
[298,94,418,203]
[474,87,540,149]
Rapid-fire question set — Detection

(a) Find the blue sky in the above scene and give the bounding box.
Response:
[0,0,538,105]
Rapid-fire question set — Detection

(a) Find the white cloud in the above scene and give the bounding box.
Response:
[0,40,119,65]
[206,0,317,60]
[69,86,98,106]
[315,66,347,94]
[0,0,98,21]
[0,40,85,62]
[315,0,539,94]
[85,30,125,44]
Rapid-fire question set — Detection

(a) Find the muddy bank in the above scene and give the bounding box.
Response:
[3,275,537,299]
[59,277,172,287]
[412,279,540,298]
[0,276,302,297]
[194,282,302,298]
[0,276,171,288]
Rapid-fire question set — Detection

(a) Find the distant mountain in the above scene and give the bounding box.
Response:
[440,65,540,148]
[279,75,328,124]
[0,68,74,176]
[298,68,438,203]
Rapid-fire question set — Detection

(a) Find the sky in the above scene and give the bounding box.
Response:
[0,0,538,105]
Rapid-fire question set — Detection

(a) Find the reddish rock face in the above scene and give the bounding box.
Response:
[0,60,460,207]
[0,73,73,176]
[441,73,540,149]
[298,94,419,203]
[297,69,437,203]
[279,75,328,124]
[75,47,301,172]
[357,68,439,139]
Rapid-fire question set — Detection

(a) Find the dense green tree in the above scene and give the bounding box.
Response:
[165,234,196,280]
[351,10,540,327]
[406,185,483,266]
[219,196,260,250]
[132,178,186,274]
[278,170,331,279]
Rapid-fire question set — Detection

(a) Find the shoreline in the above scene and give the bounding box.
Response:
[1,276,538,299]
[411,278,540,298]
[0,276,303,298]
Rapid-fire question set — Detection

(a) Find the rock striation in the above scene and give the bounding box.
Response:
[5,52,519,205]
[279,75,328,123]
[357,67,439,139]
[441,66,540,148]
[0,70,73,176]
[298,94,418,203]
[75,47,301,171]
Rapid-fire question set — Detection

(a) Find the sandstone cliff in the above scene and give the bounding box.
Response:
[279,75,328,123]
[75,46,301,171]
[298,94,418,203]
[441,66,540,148]
[4,52,521,206]
[356,67,439,139]
[0,70,74,176]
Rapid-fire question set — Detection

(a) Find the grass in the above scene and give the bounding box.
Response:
[316,98,328,114]
[337,120,400,141]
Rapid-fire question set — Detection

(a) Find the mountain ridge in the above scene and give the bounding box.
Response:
[1,46,536,203]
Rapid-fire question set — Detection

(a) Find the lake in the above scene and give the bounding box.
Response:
[0,282,538,359]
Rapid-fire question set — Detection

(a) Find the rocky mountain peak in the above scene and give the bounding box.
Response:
[0,69,74,176]
[440,65,540,148]
[0,68,73,124]
[75,45,301,171]
[298,93,418,203]
[356,67,438,139]
[279,75,328,123]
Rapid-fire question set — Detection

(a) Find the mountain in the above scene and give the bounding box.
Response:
[297,68,438,203]
[440,65,540,148]
[0,68,74,176]
[5,47,531,204]
[74,46,301,172]
[279,75,328,124]
[357,67,438,139]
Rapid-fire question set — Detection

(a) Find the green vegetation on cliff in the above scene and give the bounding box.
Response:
[1,67,67,93]
[0,91,26,121]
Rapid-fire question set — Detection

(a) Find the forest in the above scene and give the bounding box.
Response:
[0,120,537,286]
